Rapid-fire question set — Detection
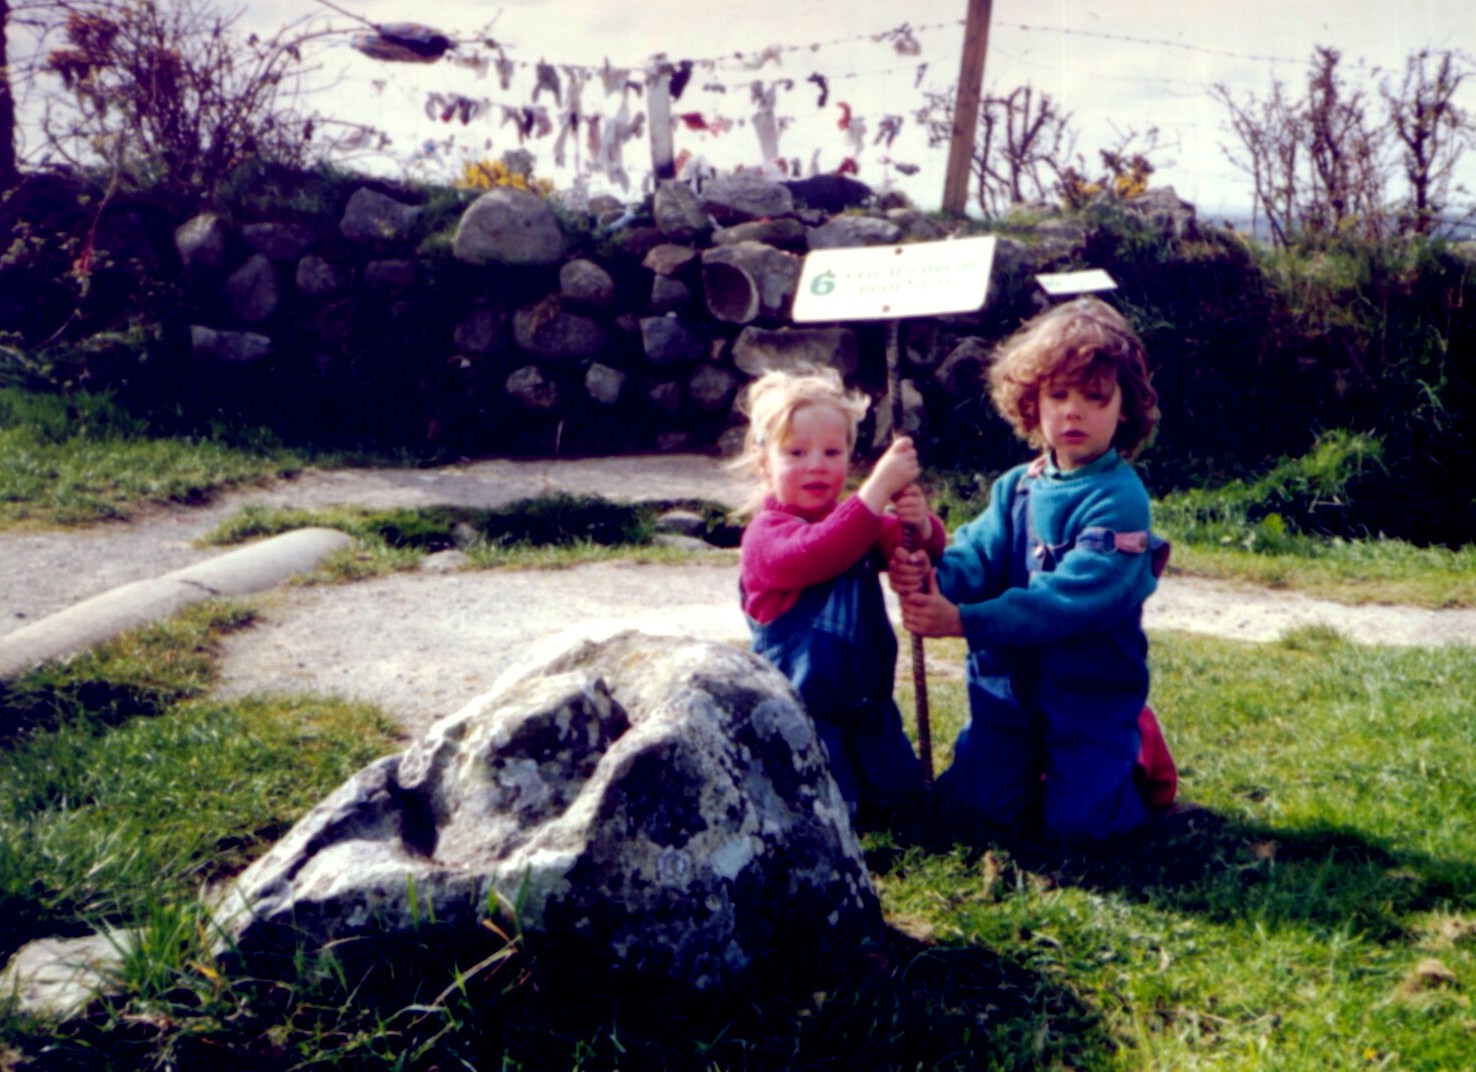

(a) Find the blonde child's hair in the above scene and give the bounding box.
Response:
[988,296,1160,460]
[730,366,870,514]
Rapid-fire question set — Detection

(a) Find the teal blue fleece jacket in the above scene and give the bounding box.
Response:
[936,450,1157,651]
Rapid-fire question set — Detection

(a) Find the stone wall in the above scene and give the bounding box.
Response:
[4,168,1201,459]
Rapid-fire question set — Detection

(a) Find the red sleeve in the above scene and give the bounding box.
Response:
[740,496,881,624]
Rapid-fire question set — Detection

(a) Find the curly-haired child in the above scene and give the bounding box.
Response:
[890,298,1176,842]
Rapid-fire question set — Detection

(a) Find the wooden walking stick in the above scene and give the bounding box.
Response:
[886,318,934,785]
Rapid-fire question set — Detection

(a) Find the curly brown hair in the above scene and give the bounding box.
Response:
[987,297,1160,459]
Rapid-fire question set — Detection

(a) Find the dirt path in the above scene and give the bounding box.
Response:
[4,455,1474,741]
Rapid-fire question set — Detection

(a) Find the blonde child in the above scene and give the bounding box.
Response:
[735,368,947,818]
[890,298,1175,842]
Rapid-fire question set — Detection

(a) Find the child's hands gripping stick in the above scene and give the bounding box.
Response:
[857,436,919,516]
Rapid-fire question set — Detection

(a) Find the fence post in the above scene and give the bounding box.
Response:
[646,57,676,183]
[942,0,993,215]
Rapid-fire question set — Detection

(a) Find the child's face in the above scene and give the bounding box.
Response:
[762,403,852,512]
[1038,374,1123,471]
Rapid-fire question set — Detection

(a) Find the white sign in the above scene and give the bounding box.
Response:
[1036,268,1118,298]
[791,236,997,322]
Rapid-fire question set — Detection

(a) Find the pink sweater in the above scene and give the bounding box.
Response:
[740,495,947,624]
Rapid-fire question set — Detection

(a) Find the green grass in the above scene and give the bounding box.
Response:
[3,605,1475,1068]
[0,387,303,527]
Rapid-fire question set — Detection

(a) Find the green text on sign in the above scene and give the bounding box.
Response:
[791,236,997,323]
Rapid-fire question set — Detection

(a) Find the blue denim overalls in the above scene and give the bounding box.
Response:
[936,475,1156,840]
[747,553,923,814]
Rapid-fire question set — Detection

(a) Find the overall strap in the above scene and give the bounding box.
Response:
[1012,461,1170,578]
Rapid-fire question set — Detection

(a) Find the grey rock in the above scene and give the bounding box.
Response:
[712,218,808,250]
[653,179,711,239]
[453,305,510,356]
[340,188,423,244]
[806,215,904,250]
[189,325,273,366]
[701,174,794,225]
[640,315,705,366]
[513,297,608,362]
[649,274,691,314]
[688,363,741,413]
[225,254,281,324]
[559,258,617,311]
[453,188,565,266]
[363,259,419,294]
[295,254,347,297]
[642,243,700,277]
[505,364,561,412]
[210,632,876,993]
[585,362,627,405]
[174,213,231,274]
[241,221,317,261]
[732,326,860,379]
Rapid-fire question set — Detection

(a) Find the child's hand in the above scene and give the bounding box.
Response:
[900,577,965,638]
[887,545,929,596]
[857,437,920,515]
[891,484,930,534]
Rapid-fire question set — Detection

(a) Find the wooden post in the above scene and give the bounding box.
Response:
[941,0,993,216]
[887,319,933,786]
[646,58,676,183]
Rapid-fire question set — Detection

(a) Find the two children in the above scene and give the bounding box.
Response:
[737,297,1173,842]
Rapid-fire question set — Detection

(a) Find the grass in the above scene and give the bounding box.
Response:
[0,387,305,528]
[2,607,1475,1068]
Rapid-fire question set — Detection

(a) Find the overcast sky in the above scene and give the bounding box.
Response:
[23,0,1476,216]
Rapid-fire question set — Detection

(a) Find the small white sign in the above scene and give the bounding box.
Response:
[792,236,997,322]
[1035,269,1118,298]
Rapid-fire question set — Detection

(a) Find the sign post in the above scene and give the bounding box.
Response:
[792,236,997,785]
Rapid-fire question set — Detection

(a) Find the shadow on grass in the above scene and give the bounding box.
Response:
[880,800,1476,943]
[19,923,1118,1072]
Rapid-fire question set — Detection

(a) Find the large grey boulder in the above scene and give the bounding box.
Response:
[211,631,878,993]
[453,188,565,266]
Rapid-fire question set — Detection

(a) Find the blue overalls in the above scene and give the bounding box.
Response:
[746,554,923,815]
[936,475,1155,841]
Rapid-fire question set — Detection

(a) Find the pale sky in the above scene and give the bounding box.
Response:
[20,1,1476,216]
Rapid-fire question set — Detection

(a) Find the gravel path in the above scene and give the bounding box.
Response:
[4,455,1473,740]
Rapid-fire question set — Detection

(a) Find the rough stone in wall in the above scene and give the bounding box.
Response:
[649,274,691,313]
[701,173,795,225]
[559,258,617,312]
[189,325,273,367]
[453,304,510,356]
[363,258,418,295]
[712,217,808,251]
[642,243,700,277]
[512,295,608,362]
[640,315,706,366]
[701,242,803,324]
[452,187,565,265]
[209,630,879,994]
[339,187,423,244]
[174,212,230,274]
[806,215,904,250]
[295,254,346,297]
[732,325,860,379]
[505,364,560,412]
[652,179,711,239]
[224,254,281,325]
[242,221,316,261]
[585,362,627,405]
